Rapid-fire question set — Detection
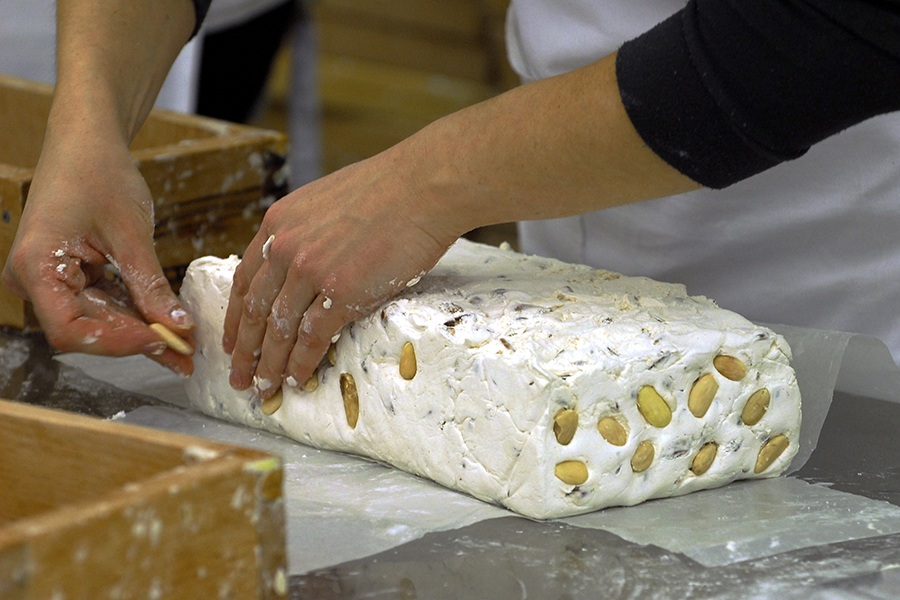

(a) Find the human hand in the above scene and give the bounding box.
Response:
[223,143,464,398]
[1,135,194,375]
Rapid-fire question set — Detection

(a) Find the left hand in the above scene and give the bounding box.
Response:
[1,132,194,375]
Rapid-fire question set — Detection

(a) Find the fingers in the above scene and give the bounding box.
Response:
[111,226,195,334]
[226,251,291,392]
[31,282,165,358]
[16,249,143,355]
[218,156,457,398]
[75,287,194,375]
[224,235,350,398]
[8,244,195,375]
[239,291,349,400]
[5,132,198,372]
[120,266,196,376]
[45,286,193,376]
[80,291,192,376]
[97,228,197,375]
[249,284,319,398]
[284,295,347,390]
[223,231,270,355]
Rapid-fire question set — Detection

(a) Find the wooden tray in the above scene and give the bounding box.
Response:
[0,73,289,329]
[0,399,286,599]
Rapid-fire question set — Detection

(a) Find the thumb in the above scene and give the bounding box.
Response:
[113,239,195,334]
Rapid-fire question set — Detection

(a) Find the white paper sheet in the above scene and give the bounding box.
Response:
[120,404,900,574]
[57,325,900,574]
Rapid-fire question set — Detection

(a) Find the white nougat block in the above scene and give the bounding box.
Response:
[181,240,801,519]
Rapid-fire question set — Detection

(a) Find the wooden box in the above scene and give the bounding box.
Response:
[315,0,492,82]
[0,73,289,329]
[0,399,287,599]
[310,0,514,173]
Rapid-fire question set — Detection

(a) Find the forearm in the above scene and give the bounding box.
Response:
[51,0,197,146]
[398,52,700,236]
[0,1,202,370]
[401,0,900,236]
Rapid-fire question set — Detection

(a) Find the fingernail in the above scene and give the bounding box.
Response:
[230,368,248,390]
[145,341,167,356]
[167,363,190,378]
[253,375,274,395]
[170,308,194,329]
[285,375,299,389]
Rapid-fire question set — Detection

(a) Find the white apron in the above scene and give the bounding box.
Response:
[506,0,900,361]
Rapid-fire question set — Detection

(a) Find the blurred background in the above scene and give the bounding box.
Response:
[0,0,519,247]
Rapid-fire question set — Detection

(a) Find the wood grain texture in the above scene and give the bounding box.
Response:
[0,399,287,599]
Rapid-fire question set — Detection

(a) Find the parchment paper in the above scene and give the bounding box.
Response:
[763,324,900,471]
[58,325,900,573]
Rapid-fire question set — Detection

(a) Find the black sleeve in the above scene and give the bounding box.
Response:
[615,0,900,189]
[190,0,213,36]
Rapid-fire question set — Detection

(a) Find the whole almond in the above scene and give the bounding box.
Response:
[553,409,579,445]
[754,434,790,473]
[714,355,747,381]
[261,389,284,416]
[690,442,718,475]
[554,460,589,485]
[637,386,672,428]
[688,373,719,418]
[597,416,628,446]
[741,389,771,426]
[631,441,655,472]
[149,323,192,356]
[303,372,319,392]
[340,373,359,429]
[399,341,418,380]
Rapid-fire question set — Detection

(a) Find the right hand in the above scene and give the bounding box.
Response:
[1,132,195,375]
[222,144,462,396]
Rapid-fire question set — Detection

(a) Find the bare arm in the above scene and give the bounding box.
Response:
[54,0,195,144]
[407,53,700,231]
[2,0,198,373]
[228,0,900,399]
[224,52,699,397]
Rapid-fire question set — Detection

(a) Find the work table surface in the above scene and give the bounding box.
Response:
[2,329,897,599]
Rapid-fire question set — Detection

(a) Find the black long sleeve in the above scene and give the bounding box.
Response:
[615,0,900,189]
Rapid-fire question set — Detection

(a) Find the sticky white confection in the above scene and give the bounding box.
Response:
[181,239,801,519]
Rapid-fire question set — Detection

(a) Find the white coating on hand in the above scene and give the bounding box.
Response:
[262,234,276,260]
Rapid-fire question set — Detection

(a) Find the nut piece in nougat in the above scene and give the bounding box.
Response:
[181,239,802,519]
[149,323,192,355]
